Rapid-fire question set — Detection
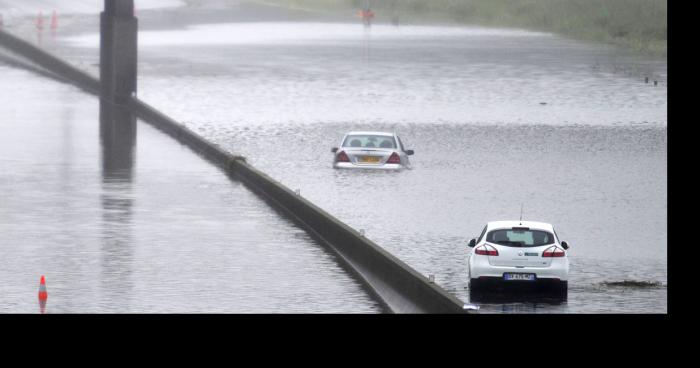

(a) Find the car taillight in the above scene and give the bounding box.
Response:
[386,152,401,164]
[336,151,350,162]
[542,246,566,257]
[474,244,499,256]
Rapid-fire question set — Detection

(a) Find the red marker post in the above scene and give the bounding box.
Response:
[50,10,58,30]
[359,9,374,27]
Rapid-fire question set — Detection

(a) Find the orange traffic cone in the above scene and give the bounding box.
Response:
[38,275,48,301]
[36,11,44,31]
[50,10,58,30]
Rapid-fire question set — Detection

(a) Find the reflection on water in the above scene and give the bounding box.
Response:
[66,22,554,48]
[117,9,663,313]
[172,121,667,314]
[100,103,136,179]
[4,1,667,313]
[0,67,383,313]
[99,103,136,312]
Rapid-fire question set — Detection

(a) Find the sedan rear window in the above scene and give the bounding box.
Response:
[486,228,555,247]
[343,135,396,149]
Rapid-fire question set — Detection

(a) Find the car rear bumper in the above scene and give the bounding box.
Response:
[333,162,405,170]
[469,255,569,281]
[469,268,568,282]
[471,276,567,289]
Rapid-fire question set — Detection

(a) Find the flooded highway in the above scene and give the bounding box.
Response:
[1,1,666,313]
[0,66,383,313]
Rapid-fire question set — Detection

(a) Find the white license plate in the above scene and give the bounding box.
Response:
[503,273,536,281]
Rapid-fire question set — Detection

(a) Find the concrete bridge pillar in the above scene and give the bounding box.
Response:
[100,0,137,105]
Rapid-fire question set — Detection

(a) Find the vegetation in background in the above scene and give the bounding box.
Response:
[257,0,667,56]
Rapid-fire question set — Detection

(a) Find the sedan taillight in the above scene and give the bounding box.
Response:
[542,246,566,257]
[474,244,499,256]
[336,151,350,163]
[386,152,401,164]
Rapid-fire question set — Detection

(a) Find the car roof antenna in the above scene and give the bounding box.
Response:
[519,203,524,225]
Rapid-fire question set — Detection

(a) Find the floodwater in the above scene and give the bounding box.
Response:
[0,66,383,313]
[2,1,667,313]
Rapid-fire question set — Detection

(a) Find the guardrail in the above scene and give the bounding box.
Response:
[1,28,471,313]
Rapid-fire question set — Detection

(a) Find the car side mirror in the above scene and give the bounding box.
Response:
[331,147,338,153]
[406,150,414,156]
[468,238,476,248]
[561,241,569,250]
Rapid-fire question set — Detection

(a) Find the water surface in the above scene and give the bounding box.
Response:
[3,1,667,313]
[0,66,383,313]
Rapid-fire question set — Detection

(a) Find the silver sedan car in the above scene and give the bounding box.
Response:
[331,131,414,170]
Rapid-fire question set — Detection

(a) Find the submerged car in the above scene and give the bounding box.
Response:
[331,131,414,170]
[467,221,570,299]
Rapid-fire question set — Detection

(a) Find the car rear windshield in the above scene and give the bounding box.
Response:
[486,228,555,247]
[343,135,396,149]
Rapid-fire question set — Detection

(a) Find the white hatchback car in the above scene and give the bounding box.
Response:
[467,221,570,299]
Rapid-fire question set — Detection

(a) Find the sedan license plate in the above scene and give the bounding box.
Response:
[504,273,536,281]
[359,156,381,163]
